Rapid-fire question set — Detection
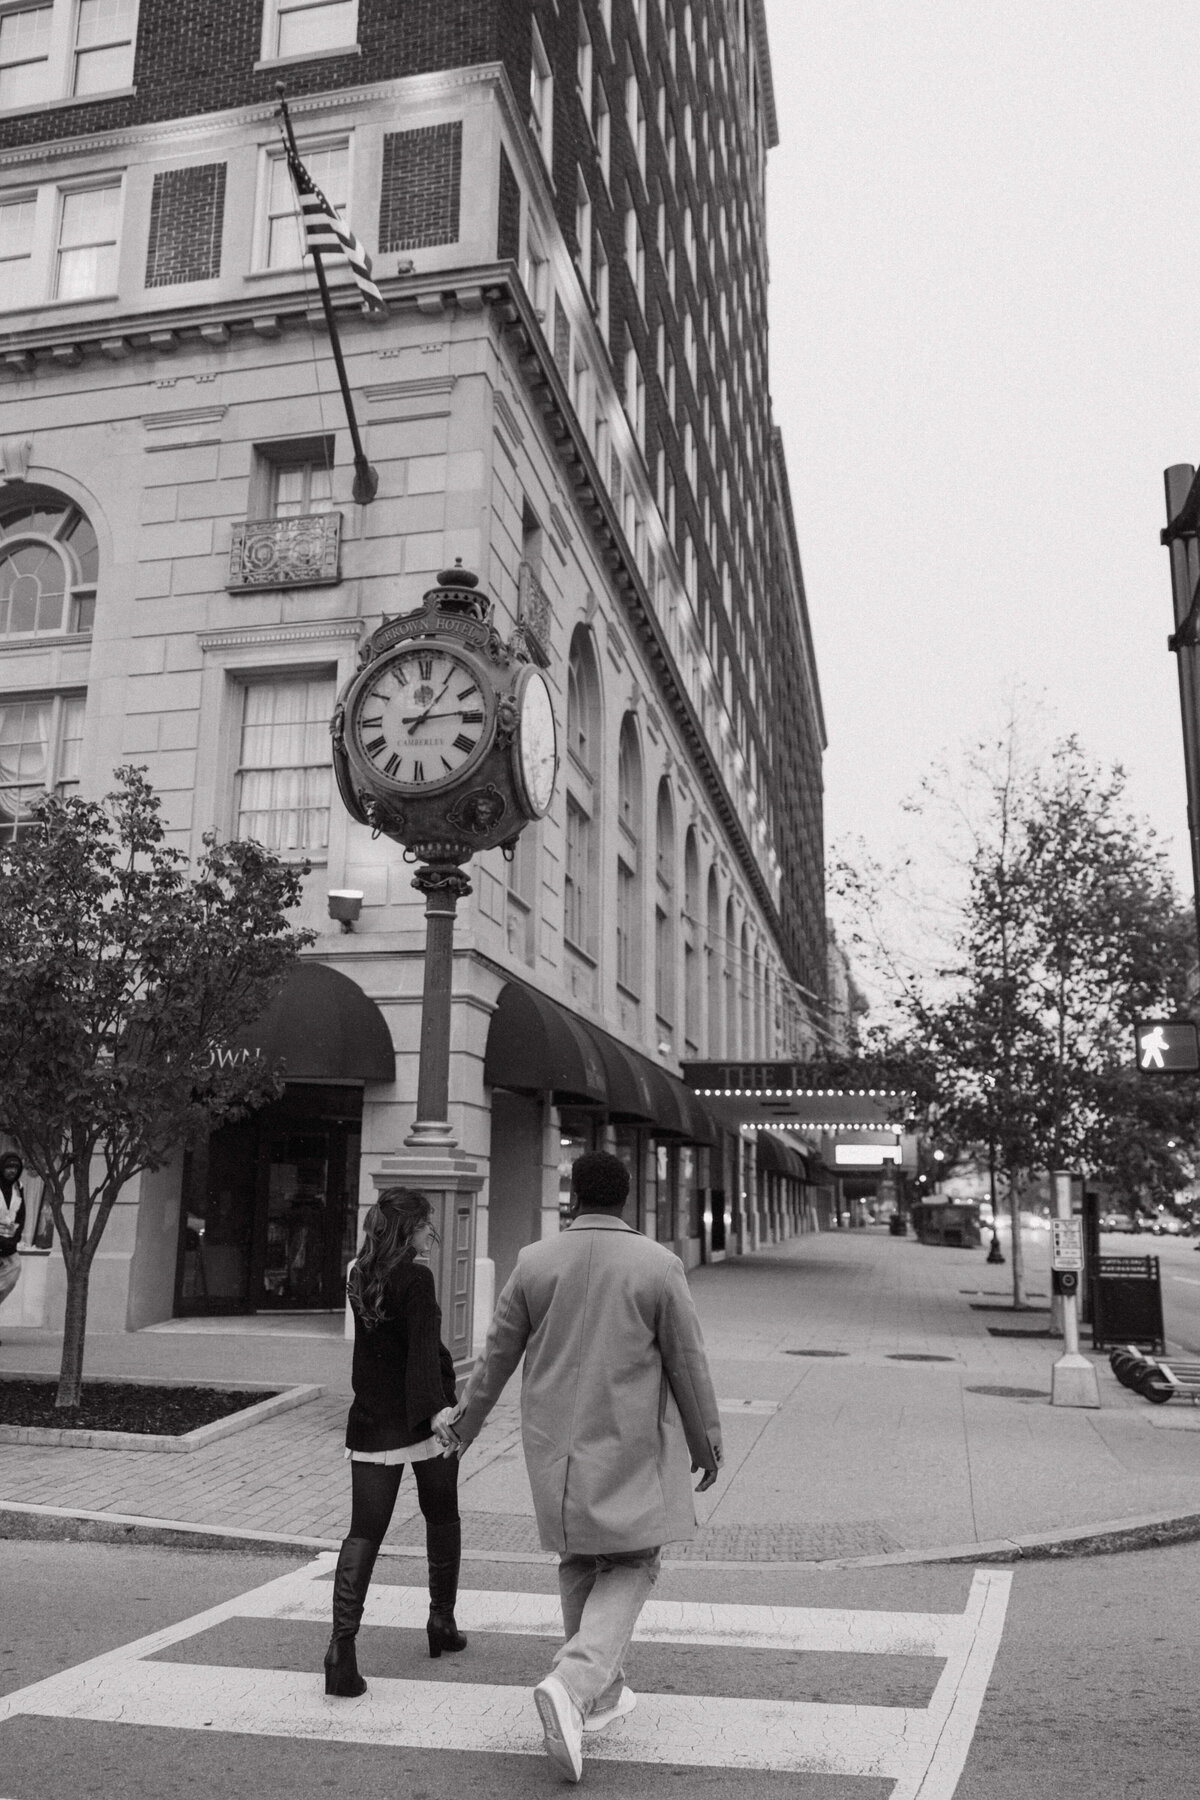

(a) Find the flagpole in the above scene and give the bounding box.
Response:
[276,85,379,505]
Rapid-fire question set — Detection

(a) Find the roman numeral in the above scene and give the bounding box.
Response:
[419,657,434,681]
[384,753,400,777]
[457,684,478,701]
[442,757,454,773]
[453,732,477,754]
[359,714,384,730]
[365,736,387,756]
[460,711,484,725]
[412,759,425,784]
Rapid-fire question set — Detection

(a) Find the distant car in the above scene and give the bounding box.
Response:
[1153,1213,1187,1236]
[1100,1213,1137,1233]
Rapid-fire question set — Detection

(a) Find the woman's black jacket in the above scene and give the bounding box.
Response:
[345,1260,459,1453]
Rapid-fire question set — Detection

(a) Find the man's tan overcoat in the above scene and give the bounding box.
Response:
[454,1216,722,1554]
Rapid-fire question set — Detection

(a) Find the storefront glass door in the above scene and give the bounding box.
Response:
[177,1085,362,1314]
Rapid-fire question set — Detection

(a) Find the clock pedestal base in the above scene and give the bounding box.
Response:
[368,1148,484,1367]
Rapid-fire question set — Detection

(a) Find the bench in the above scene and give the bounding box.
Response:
[1109,1345,1200,1404]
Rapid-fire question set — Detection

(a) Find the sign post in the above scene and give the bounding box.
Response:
[1050,1170,1100,1408]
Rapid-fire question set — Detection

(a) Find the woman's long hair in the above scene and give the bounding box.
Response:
[347,1188,437,1329]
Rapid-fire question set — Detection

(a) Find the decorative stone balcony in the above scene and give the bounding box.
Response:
[227,513,342,591]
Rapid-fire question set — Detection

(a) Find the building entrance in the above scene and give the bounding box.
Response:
[176,1085,362,1315]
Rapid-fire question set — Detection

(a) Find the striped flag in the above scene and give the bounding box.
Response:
[285,146,385,314]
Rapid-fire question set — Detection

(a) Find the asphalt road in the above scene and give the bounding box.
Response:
[1,1536,1197,1800]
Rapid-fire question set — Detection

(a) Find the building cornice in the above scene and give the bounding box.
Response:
[748,0,780,150]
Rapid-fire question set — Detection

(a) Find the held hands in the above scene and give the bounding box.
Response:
[692,1439,724,1493]
[432,1403,464,1458]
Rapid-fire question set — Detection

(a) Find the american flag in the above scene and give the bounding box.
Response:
[285,147,385,314]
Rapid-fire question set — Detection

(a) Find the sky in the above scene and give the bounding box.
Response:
[763,1,1200,903]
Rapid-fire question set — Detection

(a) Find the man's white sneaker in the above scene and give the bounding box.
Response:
[584,1685,637,1733]
[533,1673,584,1782]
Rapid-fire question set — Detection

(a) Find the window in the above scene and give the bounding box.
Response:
[0,0,138,111]
[0,691,83,842]
[522,223,549,318]
[270,457,332,518]
[235,675,335,858]
[0,5,50,108]
[530,20,553,166]
[594,83,610,188]
[73,0,135,95]
[260,139,347,270]
[571,350,592,438]
[624,346,645,446]
[0,191,34,305]
[564,794,592,954]
[624,204,644,309]
[625,59,645,174]
[655,779,675,1032]
[574,170,591,287]
[591,232,608,341]
[616,716,642,997]
[0,490,97,637]
[576,4,591,104]
[55,181,120,299]
[265,0,357,60]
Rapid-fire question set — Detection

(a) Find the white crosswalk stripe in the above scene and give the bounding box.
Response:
[0,1555,1011,1800]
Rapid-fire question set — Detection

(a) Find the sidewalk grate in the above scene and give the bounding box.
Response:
[887,1353,956,1363]
[987,1326,1055,1338]
[784,1348,847,1357]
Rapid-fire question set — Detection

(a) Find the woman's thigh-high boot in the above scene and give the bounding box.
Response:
[324,1536,378,1695]
[417,1458,467,1658]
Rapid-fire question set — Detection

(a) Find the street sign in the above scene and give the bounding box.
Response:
[1051,1218,1083,1271]
[1133,1019,1200,1072]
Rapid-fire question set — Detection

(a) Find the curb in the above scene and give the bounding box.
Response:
[0,1383,322,1453]
[4,1498,1200,1567]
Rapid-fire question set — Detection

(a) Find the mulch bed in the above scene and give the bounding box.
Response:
[0,1378,277,1435]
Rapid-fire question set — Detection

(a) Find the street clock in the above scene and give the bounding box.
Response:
[332,564,558,864]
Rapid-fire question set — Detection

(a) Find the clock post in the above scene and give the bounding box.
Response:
[331,565,558,1359]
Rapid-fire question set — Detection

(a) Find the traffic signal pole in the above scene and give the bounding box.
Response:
[1161,465,1200,960]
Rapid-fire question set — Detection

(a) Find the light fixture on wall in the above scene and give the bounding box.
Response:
[327,889,364,932]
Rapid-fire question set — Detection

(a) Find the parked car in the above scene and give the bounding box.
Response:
[1100,1212,1137,1233]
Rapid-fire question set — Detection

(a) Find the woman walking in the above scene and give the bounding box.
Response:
[325,1187,466,1698]
[0,1152,27,1340]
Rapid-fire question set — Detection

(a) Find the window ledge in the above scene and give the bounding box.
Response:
[254,46,361,71]
[563,937,597,966]
[0,631,92,652]
[0,85,135,120]
[1,293,119,322]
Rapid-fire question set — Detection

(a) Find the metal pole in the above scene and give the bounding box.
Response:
[405,859,472,1148]
[1050,1169,1099,1407]
[1162,464,1200,957]
[276,87,379,505]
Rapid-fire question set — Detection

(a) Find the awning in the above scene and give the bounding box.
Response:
[485,981,721,1143]
[756,1131,811,1181]
[483,981,607,1105]
[232,962,395,1083]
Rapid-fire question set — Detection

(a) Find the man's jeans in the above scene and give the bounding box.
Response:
[551,1547,662,1716]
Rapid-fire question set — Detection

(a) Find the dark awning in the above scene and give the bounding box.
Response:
[483,981,607,1105]
[232,962,394,1083]
[485,981,721,1143]
[757,1131,811,1180]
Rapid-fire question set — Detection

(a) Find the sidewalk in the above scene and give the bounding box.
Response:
[3,1227,1200,1565]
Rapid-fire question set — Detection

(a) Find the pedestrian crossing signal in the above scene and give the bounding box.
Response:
[1134,1020,1200,1072]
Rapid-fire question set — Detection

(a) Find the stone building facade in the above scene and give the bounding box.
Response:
[0,0,826,1355]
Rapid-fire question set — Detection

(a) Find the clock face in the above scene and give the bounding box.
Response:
[351,643,493,793]
[514,668,557,818]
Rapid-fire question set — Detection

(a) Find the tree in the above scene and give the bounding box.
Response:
[0,767,314,1406]
[836,721,1196,1306]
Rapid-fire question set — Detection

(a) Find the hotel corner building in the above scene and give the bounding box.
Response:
[0,0,828,1357]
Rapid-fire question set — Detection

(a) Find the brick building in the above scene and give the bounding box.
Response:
[0,0,827,1353]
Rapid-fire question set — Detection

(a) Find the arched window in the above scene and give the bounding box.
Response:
[706,867,721,1056]
[564,628,601,966]
[725,896,737,1057]
[740,922,751,1059]
[616,714,643,1000]
[683,828,700,1055]
[0,485,95,844]
[654,778,675,1042]
[0,488,97,640]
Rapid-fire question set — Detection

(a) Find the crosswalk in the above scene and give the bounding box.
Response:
[0,1553,1011,1797]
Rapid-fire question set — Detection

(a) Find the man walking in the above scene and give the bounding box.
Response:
[445,1151,722,1782]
